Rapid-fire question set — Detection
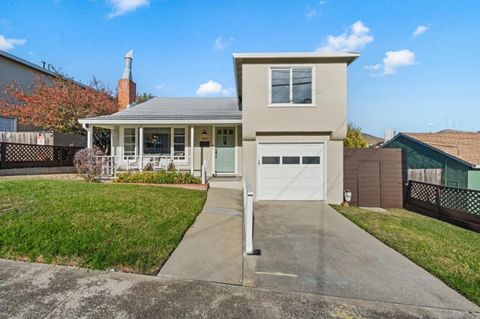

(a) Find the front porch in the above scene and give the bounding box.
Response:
[85,124,242,179]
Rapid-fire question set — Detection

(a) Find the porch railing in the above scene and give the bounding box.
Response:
[93,154,192,179]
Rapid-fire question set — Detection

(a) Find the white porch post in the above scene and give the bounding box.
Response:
[190,126,194,175]
[139,126,144,171]
[87,125,93,148]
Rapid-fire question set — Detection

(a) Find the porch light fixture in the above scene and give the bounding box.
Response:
[201,129,208,137]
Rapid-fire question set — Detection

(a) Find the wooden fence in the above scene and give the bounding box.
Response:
[344,148,407,208]
[0,132,54,145]
[0,142,83,169]
[405,180,480,232]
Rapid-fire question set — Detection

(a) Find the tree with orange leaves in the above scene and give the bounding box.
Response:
[0,76,117,135]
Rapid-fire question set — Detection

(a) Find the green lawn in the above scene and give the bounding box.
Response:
[0,179,206,275]
[332,205,480,306]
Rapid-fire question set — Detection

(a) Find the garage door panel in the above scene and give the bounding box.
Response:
[258,143,325,201]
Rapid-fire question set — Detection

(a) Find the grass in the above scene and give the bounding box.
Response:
[332,205,480,306]
[0,179,207,275]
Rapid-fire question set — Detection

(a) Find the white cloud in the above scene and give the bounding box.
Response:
[412,25,429,37]
[363,64,381,71]
[221,87,235,96]
[213,36,233,50]
[383,49,416,74]
[365,49,416,75]
[155,83,170,92]
[305,8,318,20]
[196,80,235,96]
[317,20,373,52]
[107,0,149,18]
[0,34,26,51]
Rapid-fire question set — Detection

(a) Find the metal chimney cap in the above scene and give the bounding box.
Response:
[125,50,133,59]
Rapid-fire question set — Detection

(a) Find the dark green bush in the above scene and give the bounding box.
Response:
[115,171,201,184]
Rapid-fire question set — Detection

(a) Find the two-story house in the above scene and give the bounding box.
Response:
[79,51,359,203]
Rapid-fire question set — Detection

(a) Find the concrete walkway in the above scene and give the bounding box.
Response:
[245,201,479,313]
[1,259,479,319]
[159,181,243,284]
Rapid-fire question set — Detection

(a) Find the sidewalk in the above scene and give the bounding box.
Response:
[1,259,478,319]
[158,181,244,284]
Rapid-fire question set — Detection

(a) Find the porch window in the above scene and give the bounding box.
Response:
[144,128,170,154]
[271,67,313,105]
[173,128,186,160]
[123,128,136,158]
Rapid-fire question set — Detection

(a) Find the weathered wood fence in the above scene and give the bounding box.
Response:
[405,180,480,232]
[0,142,83,169]
[0,132,54,145]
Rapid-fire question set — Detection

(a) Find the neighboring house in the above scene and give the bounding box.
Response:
[383,132,480,190]
[0,49,86,146]
[362,132,384,148]
[80,51,359,203]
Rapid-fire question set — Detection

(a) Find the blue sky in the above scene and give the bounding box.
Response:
[1,0,479,137]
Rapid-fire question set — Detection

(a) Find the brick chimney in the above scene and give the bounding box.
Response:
[118,50,136,111]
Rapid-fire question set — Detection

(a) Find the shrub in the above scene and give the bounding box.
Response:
[115,171,201,185]
[73,147,104,181]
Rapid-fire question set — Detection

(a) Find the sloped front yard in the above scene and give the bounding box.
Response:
[332,205,480,306]
[0,179,206,275]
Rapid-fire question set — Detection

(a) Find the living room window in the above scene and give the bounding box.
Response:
[144,128,170,155]
[270,66,314,105]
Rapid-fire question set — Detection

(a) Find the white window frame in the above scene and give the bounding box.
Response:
[141,126,189,162]
[121,126,138,159]
[268,65,315,107]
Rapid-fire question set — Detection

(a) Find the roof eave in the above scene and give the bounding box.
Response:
[78,118,243,125]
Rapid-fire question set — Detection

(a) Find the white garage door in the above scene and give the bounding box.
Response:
[258,143,325,200]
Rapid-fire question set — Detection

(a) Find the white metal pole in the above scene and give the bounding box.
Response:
[139,126,144,171]
[190,126,194,175]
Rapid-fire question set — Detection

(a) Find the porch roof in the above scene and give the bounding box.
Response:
[79,97,242,125]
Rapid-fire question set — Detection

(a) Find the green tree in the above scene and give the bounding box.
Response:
[136,92,154,104]
[344,123,368,148]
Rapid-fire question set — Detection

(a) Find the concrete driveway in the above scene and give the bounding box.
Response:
[244,201,479,313]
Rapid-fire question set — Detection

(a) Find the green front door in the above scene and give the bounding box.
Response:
[215,127,235,173]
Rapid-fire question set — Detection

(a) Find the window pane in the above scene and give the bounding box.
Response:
[124,128,135,136]
[271,69,290,103]
[262,156,280,165]
[292,68,312,104]
[302,156,320,164]
[174,128,185,135]
[144,128,170,154]
[282,156,300,164]
[174,136,185,144]
[124,144,135,155]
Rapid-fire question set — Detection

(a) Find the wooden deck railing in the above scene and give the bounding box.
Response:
[405,180,480,232]
[0,142,83,169]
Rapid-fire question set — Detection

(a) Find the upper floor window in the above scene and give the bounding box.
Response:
[270,67,313,105]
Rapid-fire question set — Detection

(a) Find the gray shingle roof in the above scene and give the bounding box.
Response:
[82,97,241,122]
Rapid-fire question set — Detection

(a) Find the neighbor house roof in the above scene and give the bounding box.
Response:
[362,133,384,147]
[79,97,242,125]
[233,51,360,100]
[0,49,89,89]
[385,132,480,168]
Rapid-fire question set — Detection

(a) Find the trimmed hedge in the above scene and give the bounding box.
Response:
[116,171,201,184]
